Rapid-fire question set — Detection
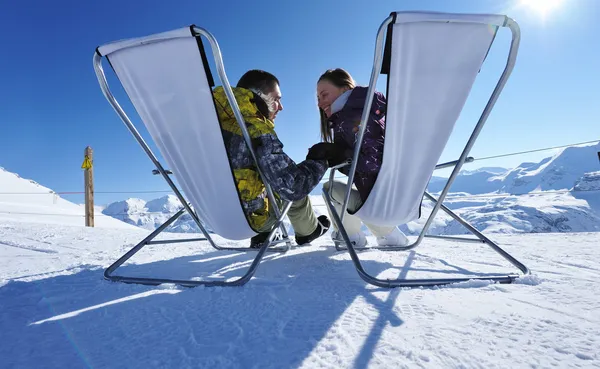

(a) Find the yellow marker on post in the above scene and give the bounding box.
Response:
[81,155,93,170]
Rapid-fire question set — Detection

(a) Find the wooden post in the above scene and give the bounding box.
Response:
[82,146,94,227]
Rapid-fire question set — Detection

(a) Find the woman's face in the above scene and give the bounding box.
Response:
[317,80,347,118]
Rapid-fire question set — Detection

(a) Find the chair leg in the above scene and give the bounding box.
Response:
[422,192,530,275]
[104,203,294,287]
[323,189,528,288]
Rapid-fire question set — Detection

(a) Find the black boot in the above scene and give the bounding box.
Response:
[250,231,284,248]
[249,232,270,248]
[296,215,331,246]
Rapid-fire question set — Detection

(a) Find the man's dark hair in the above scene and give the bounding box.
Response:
[236,69,280,94]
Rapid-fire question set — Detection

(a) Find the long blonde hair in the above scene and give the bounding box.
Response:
[318,68,356,142]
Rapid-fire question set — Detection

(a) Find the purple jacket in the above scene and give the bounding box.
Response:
[328,86,386,202]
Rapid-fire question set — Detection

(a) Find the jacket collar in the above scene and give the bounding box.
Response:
[212,86,275,129]
[330,89,352,115]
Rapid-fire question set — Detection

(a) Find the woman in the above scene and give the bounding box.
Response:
[314,68,408,247]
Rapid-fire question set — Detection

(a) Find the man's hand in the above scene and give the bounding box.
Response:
[306,142,351,167]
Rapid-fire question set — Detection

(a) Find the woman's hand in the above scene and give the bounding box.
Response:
[306,142,351,167]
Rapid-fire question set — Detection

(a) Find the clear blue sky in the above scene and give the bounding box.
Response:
[1,0,599,206]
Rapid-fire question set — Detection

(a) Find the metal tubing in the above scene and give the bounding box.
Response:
[104,209,186,279]
[424,235,485,243]
[329,191,529,277]
[334,16,520,249]
[425,192,530,275]
[192,27,289,241]
[339,15,394,226]
[323,15,529,287]
[103,200,294,287]
[147,237,208,245]
[415,18,522,244]
[435,156,474,170]
[93,52,219,251]
[324,188,520,288]
[94,27,299,287]
[336,234,486,250]
[215,201,294,253]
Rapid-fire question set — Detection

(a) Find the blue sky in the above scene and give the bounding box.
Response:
[1,0,599,206]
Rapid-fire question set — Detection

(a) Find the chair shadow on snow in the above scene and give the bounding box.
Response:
[1,244,500,369]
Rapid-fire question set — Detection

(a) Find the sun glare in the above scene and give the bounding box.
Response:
[519,0,564,17]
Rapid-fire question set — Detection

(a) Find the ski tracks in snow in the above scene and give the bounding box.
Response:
[1,221,600,368]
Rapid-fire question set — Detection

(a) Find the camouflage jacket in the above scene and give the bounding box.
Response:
[213,86,327,230]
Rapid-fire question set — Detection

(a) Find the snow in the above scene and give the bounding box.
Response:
[413,191,600,235]
[101,194,200,232]
[427,142,600,195]
[493,143,600,193]
[428,169,506,194]
[0,167,136,229]
[460,166,508,175]
[1,219,599,368]
[3,157,600,368]
[574,171,600,192]
[2,166,600,368]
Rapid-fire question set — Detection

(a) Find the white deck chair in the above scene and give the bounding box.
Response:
[93,26,294,287]
[324,11,530,288]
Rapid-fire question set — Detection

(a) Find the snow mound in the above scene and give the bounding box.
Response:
[0,166,135,229]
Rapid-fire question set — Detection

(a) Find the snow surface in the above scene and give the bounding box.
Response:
[2,165,600,368]
[1,219,599,368]
[0,167,136,229]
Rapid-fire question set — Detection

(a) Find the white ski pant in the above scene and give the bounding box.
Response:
[322,180,396,237]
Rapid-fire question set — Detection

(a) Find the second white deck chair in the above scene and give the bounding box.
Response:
[93,26,294,287]
[324,11,530,288]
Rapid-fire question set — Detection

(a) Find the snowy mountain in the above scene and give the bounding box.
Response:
[428,142,600,194]
[0,166,134,229]
[428,168,507,195]
[572,171,600,213]
[574,170,600,191]
[460,166,508,175]
[102,194,191,231]
[411,144,600,234]
[399,191,600,236]
[493,143,600,193]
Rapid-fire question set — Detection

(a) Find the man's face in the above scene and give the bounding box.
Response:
[266,84,284,120]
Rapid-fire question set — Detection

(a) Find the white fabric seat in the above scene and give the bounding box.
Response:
[324,11,530,288]
[97,27,255,240]
[94,26,292,288]
[355,12,503,226]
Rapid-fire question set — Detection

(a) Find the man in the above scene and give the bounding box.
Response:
[212,70,344,248]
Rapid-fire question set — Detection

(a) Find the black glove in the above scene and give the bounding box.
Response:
[306,142,330,161]
[306,142,350,167]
